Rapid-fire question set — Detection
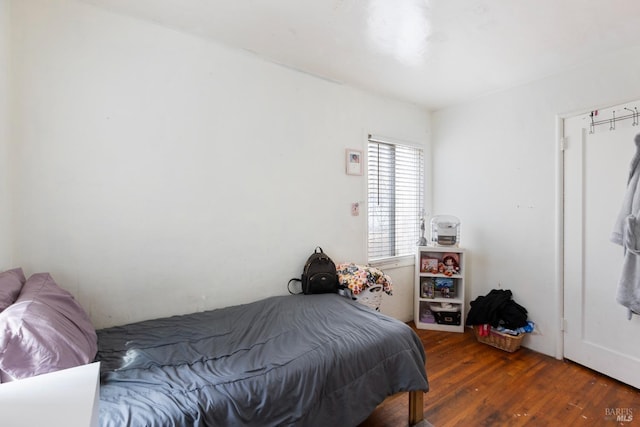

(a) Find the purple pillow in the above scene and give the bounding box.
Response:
[0,268,26,312]
[0,273,97,380]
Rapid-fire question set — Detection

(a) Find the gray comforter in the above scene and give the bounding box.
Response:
[97,294,429,427]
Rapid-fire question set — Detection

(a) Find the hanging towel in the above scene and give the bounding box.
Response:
[610,133,640,318]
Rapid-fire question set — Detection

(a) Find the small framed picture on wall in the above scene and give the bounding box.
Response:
[346,149,363,175]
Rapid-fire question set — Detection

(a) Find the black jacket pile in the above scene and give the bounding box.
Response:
[466,289,528,329]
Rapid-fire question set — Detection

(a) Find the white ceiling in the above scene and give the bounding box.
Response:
[80,0,640,110]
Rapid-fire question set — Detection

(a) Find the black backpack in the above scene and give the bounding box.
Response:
[288,247,339,295]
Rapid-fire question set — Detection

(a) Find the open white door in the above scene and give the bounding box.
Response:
[563,102,640,389]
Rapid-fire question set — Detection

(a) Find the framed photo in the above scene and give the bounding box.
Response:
[421,278,435,299]
[346,149,362,175]
[420,256,439,273]
[435,278,454,298]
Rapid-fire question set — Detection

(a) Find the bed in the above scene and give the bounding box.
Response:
[0,270,428,426]
[96,293,429,426]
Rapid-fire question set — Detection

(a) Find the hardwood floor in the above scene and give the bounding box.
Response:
[360,324,639,427]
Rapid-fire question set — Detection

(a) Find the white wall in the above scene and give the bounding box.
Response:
[0,0,11,268]
[432,45,640,357]
[9,0,430,328]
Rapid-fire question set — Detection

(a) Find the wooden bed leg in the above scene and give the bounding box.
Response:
[408,390,424,426]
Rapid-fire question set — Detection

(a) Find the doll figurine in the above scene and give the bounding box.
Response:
[442,254,460,276]
[417,216,428,246]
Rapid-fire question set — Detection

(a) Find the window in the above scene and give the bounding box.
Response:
[367,135,424,262]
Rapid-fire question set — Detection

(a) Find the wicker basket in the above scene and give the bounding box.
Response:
[354,284,383,311]
[473,325,524,353]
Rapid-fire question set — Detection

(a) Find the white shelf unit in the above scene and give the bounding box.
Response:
[414,246,465,332]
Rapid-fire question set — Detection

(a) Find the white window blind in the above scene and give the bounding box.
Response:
[367,136,424,262]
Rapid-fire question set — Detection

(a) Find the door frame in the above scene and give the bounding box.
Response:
[554,115,565,360]
[555,108,599,360]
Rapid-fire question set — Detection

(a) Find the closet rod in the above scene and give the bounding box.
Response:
[589,109,639,133]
